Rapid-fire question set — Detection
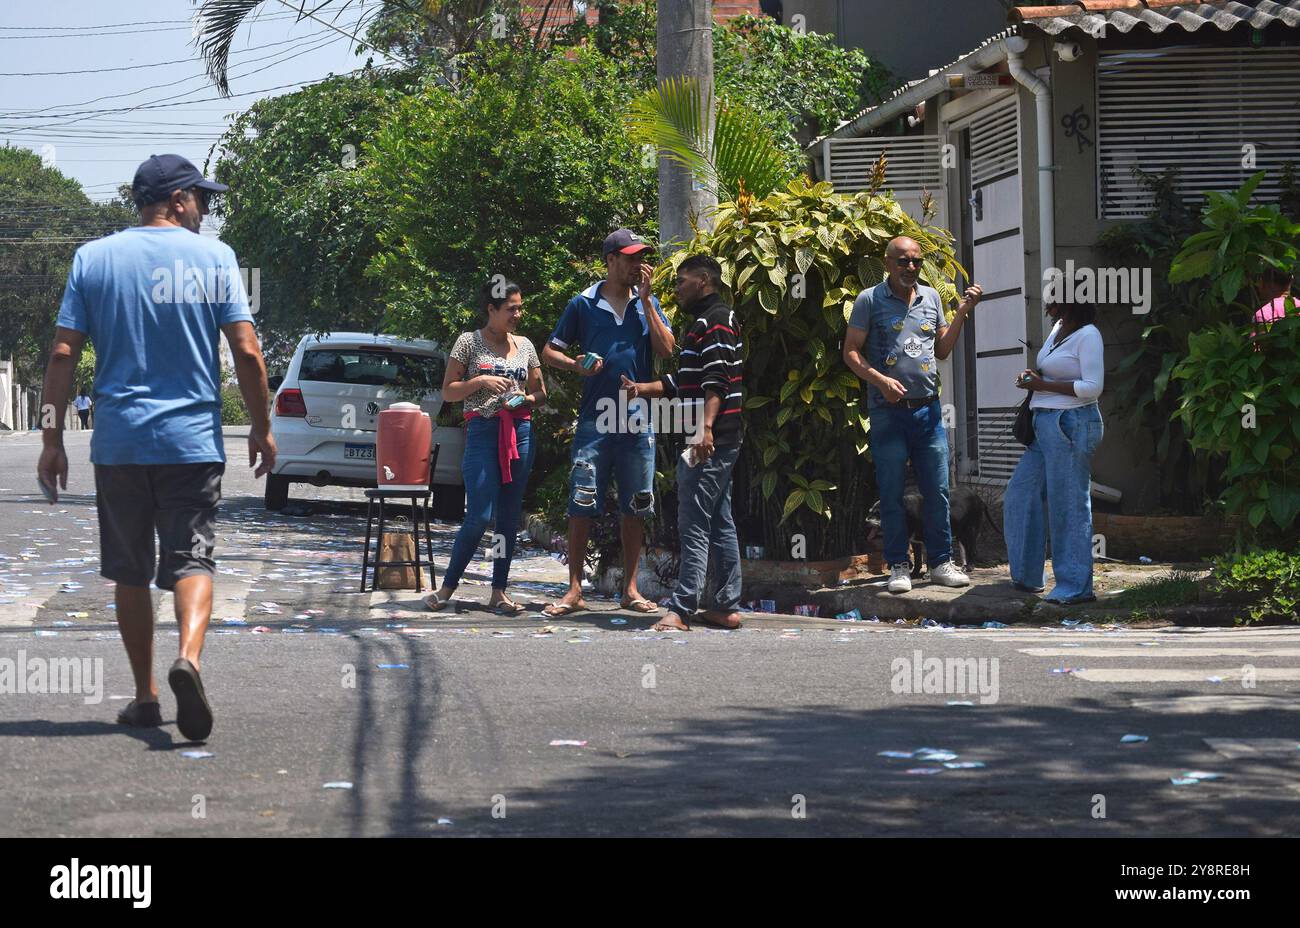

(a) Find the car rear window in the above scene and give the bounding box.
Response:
[299,349,445,391]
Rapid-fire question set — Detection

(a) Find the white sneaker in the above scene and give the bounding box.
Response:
[886,563,912,594]
[930,560,971,588]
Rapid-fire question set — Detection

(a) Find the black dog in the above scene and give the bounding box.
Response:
[866,486,999,577]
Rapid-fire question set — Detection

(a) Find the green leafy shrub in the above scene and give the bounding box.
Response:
[1212,547,1300,624]
[220,385,250,426]
[1098,168,1300,514]
[1172,314,1300,536]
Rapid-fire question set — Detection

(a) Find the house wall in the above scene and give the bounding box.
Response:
[921,38,1159,511]
[830,0,1008,82]
[1044,35,1162,512]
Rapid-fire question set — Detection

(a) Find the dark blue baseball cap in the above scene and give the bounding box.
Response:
[602,228,651,259]
[131,154,228,207]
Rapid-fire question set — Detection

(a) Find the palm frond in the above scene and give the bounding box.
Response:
[626,76,795,202]
[625,76,715,191]
[712,97,793,201]
[195,0,367,95]
[194,0,281,96]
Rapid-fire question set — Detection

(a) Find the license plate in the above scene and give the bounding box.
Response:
[344,443,375,460]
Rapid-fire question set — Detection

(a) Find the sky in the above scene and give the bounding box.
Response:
[0,0,401,236]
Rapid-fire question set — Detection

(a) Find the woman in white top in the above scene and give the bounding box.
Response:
[1003,301,1105,605]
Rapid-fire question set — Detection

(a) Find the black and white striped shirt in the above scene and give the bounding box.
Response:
[660,291,744,446]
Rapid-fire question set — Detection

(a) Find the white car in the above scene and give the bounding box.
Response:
[265,332,465,518]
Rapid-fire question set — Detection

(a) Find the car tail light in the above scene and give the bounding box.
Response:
[276,388,307,417]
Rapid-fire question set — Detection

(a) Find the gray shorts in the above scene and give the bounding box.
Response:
[93,462,224,590]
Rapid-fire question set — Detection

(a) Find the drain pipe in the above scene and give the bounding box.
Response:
[1005,35,1055,314]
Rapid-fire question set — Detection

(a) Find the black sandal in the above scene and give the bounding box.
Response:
[116,699,162,728]
[168,658,214,741]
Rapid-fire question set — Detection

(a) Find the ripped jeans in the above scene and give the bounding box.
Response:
[566,416,656,518]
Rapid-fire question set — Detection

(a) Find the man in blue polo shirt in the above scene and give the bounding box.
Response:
[843,236,982,594]
[542,229,675,616]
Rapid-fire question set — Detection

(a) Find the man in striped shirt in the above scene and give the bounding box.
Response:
[621,255,744,631]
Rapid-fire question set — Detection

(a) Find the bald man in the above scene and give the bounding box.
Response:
[843,237,982,593]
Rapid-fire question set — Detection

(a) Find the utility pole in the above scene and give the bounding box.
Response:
[656,0,718,253]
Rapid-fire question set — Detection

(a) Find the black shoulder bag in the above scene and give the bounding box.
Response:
[1012,332,1069,446]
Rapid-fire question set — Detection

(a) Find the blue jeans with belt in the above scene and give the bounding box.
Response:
[868,399,953,567]
[443,416,535,591]
[1003,403,1104,602]
[668,444,742,617]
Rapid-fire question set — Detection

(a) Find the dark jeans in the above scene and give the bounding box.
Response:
[77,410,90,429]
[668,444,742,617]
[444,416,535,591]
[867,399,953,567]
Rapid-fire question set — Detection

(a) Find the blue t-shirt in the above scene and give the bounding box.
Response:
[56,226,254,465]
[549,281,668,422]
[847,281,945,409]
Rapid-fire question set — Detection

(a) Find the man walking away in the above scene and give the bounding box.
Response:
[621,255,744,631]
[843,236,981,594]
[37,154,275,741]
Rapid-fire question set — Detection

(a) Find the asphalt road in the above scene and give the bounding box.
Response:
[1,428,1298,836]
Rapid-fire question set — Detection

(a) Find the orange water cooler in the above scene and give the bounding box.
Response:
[376,402,432,491]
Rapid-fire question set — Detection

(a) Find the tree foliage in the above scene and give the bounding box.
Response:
[0,147,133,383]
[213,70,418,366]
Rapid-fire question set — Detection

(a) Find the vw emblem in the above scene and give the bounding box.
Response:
[365,401,381,416]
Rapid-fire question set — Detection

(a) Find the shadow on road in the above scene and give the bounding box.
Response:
[377,694,1300,837]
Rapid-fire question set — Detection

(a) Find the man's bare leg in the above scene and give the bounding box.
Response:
[544,516,591,615]
[620,514,654,609]
[173,574,211,672]
[115,583,157,704]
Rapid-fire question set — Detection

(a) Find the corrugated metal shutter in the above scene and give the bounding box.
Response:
[969,98,1019,186]
[824,135,946,226]
[825,136,944,192]
[1097,47,1300,221]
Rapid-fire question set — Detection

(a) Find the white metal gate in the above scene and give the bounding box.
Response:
[958,96,1026,484]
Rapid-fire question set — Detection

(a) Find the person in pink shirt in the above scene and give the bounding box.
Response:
[1254,266,1294,328]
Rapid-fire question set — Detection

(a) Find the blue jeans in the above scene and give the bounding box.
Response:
[669,445,742,617]
[1003,403,1103,602]
[868,400,953,567]
[566,416,655,517]
[443,416,535,591]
